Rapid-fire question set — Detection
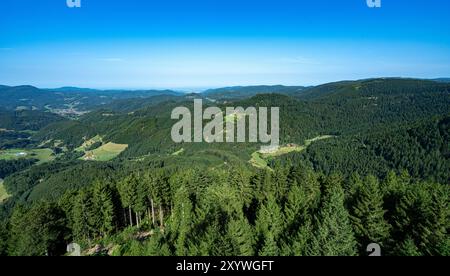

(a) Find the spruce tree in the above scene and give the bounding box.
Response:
[93,180,116,237]
[282,217,313,256]
[255,194,283,255]
[72,190,96,242]
[351,175,391,253]
[117,174,138,226]
[0,220,8,256]
[395,238,422,256]
[144,231,172,256]
[7,204,26,255]
[259,231,279,256]
[284,184,307,233]
[227,216,255,256]
[8,202,67,256]
[345,172,363,203]
[282,182,314,256]
[272,165,289,203]
[421,183,449,256]
[393,182,449,256]
[170,186,194,256]
[228,167,253,208]
[309,175,357,256]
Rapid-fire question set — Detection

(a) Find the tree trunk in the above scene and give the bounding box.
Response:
[128,206,133,227]
[123,209,127,226]
[159,204,164,229]
[151,198,156,226]
[136,212,140,228]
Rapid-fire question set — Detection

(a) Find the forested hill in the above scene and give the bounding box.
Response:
[0,85,182,112]
[203,85,306,100]
[0,78,448,256]
[0,109,64,131]
[31,78,450,154]
[297,78,450,101]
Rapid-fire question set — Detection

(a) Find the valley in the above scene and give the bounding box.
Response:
[0,78,449,257]
[2,0,449,258]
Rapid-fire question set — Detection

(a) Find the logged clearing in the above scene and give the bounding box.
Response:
[304,135,335,146]
[0,148,55,164]
[0,180,10,203]
[250,135,335,169]
[81,142,128,161]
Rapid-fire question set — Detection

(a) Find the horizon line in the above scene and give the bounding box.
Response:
[1,76,449,92]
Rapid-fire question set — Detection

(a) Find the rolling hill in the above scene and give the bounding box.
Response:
[1,78,449,257]
[0,85,182,113]
[203,85,306,100]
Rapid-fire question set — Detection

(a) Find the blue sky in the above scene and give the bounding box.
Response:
[1,0,450,89]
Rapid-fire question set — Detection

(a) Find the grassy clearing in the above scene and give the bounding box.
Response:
[260,145,306,158]
[0,148,55,164]
[38,139,53,148]
[81,142,128,161]
[249,135,336,169]
[75,135,103,152]
[249,152,268,169]
[0,179,11,203]
[172,148,185,156]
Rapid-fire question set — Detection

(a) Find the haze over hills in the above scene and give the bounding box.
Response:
[432,78,450,83]
[203,85,306,100]
[0,85,182,115]
[2,77,448,114]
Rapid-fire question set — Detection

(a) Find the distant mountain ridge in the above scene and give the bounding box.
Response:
[432,78,450,83]
[296,78,450,101]
[0,85,182,113]
[202,85,306,100]
[2,78,449,113]
[30,78,450,160]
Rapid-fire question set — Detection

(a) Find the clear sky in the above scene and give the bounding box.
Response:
[1,0,450,89]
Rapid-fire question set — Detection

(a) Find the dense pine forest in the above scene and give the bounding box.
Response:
[3,167,448,256]
[0,78,449,256]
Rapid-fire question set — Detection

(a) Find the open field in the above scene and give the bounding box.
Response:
[81,142,128,161]
[0,148,55,164]
[0,179,10,203]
